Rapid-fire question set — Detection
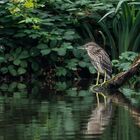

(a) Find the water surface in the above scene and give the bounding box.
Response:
[0,81,140,140]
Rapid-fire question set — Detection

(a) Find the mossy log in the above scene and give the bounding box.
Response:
[92,54,140,90]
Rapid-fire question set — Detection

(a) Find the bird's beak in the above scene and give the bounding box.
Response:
[78,45,85,50]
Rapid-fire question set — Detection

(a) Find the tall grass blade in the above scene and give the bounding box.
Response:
[98,10,115,22]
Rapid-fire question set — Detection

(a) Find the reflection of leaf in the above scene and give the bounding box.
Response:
[66,88,78,96]
[55,82,67,91]
[121,87,140,106]
[8,82,17,92]
[0,56,5,63]
[0,83,8,91]
[78,90,90,96]
[31,86,39,95]
[17,83,27,89]
[13,92,21,99]
[121,88,137,97]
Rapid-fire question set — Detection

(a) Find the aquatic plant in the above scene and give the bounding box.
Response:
[99,0,140,58]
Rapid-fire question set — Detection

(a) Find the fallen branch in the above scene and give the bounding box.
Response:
[92,54,140,90]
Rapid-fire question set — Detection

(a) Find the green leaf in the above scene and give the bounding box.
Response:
[89,66,96,74]
[19,50,29,59]
[62,42,73,49]
[40,49,51,56]
[37,44,48,49]
[31,61,39,71]
[57,48,66,56]
[0,67,8,74]
[13,59,21,65]
[17,83,27,89]
[66,59,78,70]
[56,67,67,76]
[82,22,95,40]
[50,40,57,48]
[17,67,26,75]
[8,65,17,76]
[20,60,28,68]
[73,48,85,59]
[15,47,22,56]
[112,59,119,67]
[115,0,127,13]
[12,47,22,59]
[79,61,87,68]
[119,62,131,71]
[30,47,40,56]
[0,57,5,63]
[98,10,115,22]
[63,30,75,40]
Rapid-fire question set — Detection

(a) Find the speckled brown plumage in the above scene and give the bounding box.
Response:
[84,42,112,79]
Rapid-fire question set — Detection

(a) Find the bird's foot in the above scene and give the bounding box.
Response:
[101,81,106,86]
[98,92,107,105]
[90,84,99,92]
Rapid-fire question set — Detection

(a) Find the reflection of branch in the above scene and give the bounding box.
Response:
[85,90,140,135]
[108,91,140,128]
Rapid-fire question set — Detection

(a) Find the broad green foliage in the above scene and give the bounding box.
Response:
[99,0,140,58]
[0,0,138,78]
[112,51,138,71]
[0,0,117,78]
[120,87,140,106]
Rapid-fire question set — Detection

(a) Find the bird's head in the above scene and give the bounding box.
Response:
[84,42,97,51]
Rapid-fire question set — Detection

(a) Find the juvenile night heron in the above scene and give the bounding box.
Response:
[84,42,112,86]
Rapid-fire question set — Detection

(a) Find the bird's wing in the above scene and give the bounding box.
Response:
[97,48,112,77]
[90,47,112,78]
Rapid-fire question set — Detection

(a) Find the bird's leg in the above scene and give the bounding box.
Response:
[104,71,107,83]
[101,71,107,86]
[96,71,100,85]
[99,92,107,106]
[96,93,100,107]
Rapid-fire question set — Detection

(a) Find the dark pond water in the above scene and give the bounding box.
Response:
[0,81,140,140]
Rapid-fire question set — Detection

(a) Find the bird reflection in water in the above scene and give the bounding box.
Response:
[85,92,112,135]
